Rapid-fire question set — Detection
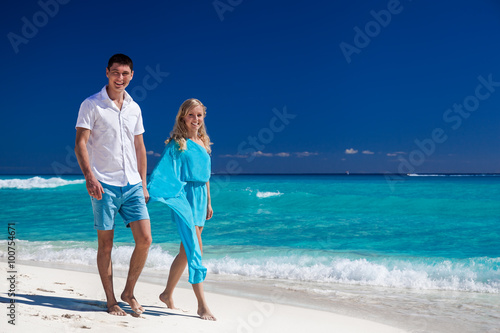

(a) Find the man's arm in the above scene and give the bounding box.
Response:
[75,127,104,199]
[134,134,149,203]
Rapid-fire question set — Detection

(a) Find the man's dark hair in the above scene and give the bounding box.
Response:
[107,54,133,71]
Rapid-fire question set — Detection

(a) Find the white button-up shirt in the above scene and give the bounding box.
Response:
[76,86,145,187]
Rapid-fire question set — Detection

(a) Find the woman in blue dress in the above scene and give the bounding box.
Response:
[147,98,215,320]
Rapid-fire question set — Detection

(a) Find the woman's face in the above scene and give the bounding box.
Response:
[183,105,204,133]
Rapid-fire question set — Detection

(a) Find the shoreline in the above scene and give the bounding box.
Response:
[2,173,500,177]
[2,261,408,333]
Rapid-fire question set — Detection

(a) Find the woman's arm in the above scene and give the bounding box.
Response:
[206,181,213,220]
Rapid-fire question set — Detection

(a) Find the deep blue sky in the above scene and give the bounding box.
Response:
[2,0,500,174]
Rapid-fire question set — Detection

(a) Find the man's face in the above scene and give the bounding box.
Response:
[106,63,133,94]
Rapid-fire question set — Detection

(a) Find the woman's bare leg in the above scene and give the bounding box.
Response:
[196,226,203,255]
[159,243,187,309]
[192,282,216,320]
[191,226,214,320]
[160,226,213,319]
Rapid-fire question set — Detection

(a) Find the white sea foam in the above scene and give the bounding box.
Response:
[0,177,85,189]
[244,187,284,198]
[205,256,499,293]
[256,190,283,198]
[3,241,497,293]
[408,173,497,177]
[2,241,174,270]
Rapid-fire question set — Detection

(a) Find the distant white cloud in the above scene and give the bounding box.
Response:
[220,151,318,158]
[362,150,374,155]
[387,151,406,157]
[295,151,319,158]
[147,150,161,157]
[345,148,358,154]
[219,154,247,158]
[252,151,274,157]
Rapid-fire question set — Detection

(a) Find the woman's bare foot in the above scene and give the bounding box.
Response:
[198,305,216,321]
[107,303,127,316]
[159,292,178,310]
[121,293,144,314]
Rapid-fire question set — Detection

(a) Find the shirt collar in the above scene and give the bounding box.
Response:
[99,85,133,107]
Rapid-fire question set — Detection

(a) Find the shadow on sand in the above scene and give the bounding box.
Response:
[0,293,198,318]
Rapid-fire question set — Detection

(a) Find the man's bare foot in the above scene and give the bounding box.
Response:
[107,303,127,316]
[121,293,144,314]
[159,292,178,310]
[198,305,216,321]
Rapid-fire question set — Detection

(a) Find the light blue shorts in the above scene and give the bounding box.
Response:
[92,181,150,230]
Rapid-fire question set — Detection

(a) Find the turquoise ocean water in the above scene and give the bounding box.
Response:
[1,174,499,332]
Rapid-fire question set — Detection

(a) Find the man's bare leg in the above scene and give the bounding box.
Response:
[192,282,216,320]
[97,230,126,316]
[159,226,204,309]
[120,219,152,314]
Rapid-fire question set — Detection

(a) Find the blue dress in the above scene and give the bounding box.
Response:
[147,139,211,284]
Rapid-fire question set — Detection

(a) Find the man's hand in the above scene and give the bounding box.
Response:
[76,127,104,200]
[143,186,150,203]
[86,176,104,200]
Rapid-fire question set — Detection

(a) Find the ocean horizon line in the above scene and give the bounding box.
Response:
[1,172,500,177]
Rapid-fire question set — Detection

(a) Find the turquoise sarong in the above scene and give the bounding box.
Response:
[147,139,211,284]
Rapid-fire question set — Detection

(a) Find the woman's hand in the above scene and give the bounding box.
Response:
[206,203,213,220]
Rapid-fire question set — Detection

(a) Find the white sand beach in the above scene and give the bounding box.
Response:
[1,263,408,333]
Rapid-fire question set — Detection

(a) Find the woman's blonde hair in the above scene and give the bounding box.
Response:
[165,98,212,154]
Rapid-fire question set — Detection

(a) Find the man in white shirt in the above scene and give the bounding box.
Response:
[75,54,152,316]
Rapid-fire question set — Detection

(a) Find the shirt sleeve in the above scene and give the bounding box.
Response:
[134,106,145,136]
[147,142,185,201]
[75,99,95,130]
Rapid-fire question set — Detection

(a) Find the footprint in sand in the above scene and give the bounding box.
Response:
[42,315,59,320]
[37,288,55,293]
[62,314,82,319]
